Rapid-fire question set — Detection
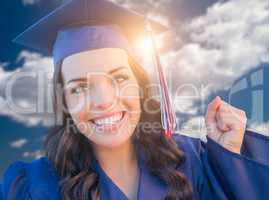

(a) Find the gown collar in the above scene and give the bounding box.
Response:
[91,149,168,200]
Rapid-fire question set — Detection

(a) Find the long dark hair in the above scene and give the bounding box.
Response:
[44,56,193,200]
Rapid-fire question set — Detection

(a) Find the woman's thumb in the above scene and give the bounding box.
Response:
[205,96,222,124]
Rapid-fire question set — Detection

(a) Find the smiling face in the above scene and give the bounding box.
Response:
[61,48,142,148]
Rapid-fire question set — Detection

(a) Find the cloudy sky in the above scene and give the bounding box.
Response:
[0,0,268,178]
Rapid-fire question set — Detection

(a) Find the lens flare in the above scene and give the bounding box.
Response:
[137,38,153,54]
[135,37,162,58]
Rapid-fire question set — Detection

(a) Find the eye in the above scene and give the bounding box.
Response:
[70,84,90,95]
[115,74,129,83]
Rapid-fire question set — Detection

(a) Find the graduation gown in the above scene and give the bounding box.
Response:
[1,130,269,200]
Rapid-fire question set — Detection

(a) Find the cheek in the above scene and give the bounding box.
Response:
[65,94,85,109]
[68,107,90,135]
[120,85,141,113]
[65,95,89,123]
[120,81,140,97]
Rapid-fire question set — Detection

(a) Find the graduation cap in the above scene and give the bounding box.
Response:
[13,0,176,137]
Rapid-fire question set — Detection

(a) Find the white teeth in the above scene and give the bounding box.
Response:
[92,112,123,125]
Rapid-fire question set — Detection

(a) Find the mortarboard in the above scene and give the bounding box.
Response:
[13,0,176,138]
[13,0,166,59]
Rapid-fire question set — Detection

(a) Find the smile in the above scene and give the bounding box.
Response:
[89,111,126,131]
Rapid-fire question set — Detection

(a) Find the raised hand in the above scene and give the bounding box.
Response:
[205,96,247,154]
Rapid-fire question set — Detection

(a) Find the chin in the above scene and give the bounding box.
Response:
[87,130,134,148]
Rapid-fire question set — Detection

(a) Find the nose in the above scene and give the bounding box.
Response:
[89,80,117,112]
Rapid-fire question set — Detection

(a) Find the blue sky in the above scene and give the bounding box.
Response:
[0,0,268,178]
[0,0,63,178]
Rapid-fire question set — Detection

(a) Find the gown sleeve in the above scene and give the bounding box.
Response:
[0,161,32,200]
[240,130,269,166]
[1,183,3,200]
[174,130,269,200]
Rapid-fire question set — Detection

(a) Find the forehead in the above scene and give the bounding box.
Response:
[61,48,130,84]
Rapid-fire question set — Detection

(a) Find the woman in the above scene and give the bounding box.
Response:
[1,0,269,200]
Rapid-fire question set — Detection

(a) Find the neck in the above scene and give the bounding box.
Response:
[92,138,140,200]
[92,139,138,174]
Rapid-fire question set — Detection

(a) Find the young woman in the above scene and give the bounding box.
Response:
[1,0,269,200]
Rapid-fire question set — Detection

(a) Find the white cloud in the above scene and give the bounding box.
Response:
[176,115,207,140]
[0,51,55,127]
[109,0,171,11]
[22,0,40,5]
[9,138,28,148]
[176,116,269,140]
[249,122,269,137]
[23,150,45,159]
[164,0,269,99]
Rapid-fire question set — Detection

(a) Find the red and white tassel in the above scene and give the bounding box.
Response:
[146,22,177,138]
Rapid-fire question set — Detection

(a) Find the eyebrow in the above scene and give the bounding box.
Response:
[66,66,128,84]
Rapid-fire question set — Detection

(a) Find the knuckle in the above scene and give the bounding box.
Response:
[241,110,246,117]
[238,110,247,120]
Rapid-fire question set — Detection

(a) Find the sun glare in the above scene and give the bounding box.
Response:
[138,38,153,52]
[135,36,162,58]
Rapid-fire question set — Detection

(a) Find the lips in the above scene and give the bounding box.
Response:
[90,111,125,126]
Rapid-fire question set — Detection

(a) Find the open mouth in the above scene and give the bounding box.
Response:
[90,111,126,127]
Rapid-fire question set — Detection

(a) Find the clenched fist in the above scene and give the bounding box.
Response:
[205,96,247,154]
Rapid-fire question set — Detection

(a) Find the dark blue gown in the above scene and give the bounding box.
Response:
[1,130,269,200]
